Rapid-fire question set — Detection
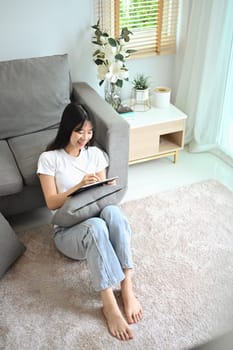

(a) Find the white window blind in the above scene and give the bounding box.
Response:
[94,0,179,57]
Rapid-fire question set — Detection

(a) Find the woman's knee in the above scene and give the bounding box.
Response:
[100,205,121,220]
[85,217,109,243]
[100,205,131,239]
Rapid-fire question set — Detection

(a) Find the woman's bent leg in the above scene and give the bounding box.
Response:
[100,205,143,324]
[54,218,135,340]
[54,217,125,291]
[100,205,133,269]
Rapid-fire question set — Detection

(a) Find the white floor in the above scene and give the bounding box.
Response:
[123,148,233,202]
[10,148,233,232]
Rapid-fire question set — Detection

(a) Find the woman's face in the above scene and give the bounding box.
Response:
[69,120,93,150]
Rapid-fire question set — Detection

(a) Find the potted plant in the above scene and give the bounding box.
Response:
[132,74,150,103]
[91,20,136,111]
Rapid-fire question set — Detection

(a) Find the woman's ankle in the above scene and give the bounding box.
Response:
[101,287,118,308]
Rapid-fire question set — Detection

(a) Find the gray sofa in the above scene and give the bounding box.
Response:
[0,54,129,278]
[0,54,129,218]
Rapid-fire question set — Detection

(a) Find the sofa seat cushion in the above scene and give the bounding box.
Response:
[8,128,58,186]
[0,54,70,139]
[0,212,26,279]
[0,140,23,195]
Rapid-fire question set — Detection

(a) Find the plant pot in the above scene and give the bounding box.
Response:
[135,88,149,103]
[131,88,150,112]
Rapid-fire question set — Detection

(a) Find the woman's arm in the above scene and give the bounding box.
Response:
[39,172,103,210]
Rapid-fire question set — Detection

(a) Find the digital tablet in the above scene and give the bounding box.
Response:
[68,176,119,196]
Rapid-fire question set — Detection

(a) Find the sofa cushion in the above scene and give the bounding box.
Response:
[0,54,70,139]
[8,128,58,186]
[52,184,122,227]
[0,140,23,195]
[0,212,26,279]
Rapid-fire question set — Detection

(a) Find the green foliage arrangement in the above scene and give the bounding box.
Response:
[91,20,136,88]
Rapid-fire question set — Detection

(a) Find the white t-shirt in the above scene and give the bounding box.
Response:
[37,146,108,193]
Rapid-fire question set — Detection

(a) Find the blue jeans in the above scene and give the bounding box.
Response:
[53,205,133,292]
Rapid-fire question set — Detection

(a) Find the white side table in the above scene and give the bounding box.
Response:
[121,104,187,164]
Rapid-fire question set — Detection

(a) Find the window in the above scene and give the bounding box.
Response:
[94,0,179,57]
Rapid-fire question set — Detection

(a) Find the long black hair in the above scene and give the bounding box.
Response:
[46,102,95,151]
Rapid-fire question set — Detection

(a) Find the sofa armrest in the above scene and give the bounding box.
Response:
[0,140,23,196]
[71,82,129,201]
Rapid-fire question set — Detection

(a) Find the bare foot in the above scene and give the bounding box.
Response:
[102,303,133,341]
[121,271,143,324]
[122,291,142,324]
[101,288,133,341]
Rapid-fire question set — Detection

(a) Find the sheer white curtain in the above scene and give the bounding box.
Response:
[175,0,233,166]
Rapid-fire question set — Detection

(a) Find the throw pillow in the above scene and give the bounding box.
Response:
[52,184,122,227]
[0,213,26,279]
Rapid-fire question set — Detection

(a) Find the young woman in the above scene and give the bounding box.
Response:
[37,102,142,341]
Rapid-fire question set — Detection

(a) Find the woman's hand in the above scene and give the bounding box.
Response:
[81,173,100,187]
[106,179,117,185]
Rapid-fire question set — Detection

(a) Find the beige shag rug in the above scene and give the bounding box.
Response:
[1,180,233,350]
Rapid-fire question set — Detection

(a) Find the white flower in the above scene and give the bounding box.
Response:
[106,62,129,84]
[99,35,108,45]
[106,62,122,83]
[92,22,134,87]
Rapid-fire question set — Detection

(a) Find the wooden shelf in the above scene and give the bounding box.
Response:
[159,131,183,152]
[159,140,180,153]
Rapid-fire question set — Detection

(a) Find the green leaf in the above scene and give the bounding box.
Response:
[92,40,101,45]
[120,27,133,42]
[116,79,123,88]
[126,49,137,54]
[92,20,100,30]
[115,54,124,61]
[93,49,101,56]
[94,59,104,65]
[95,29,102,36]
[108,38,117,47]
[121,27,133,36]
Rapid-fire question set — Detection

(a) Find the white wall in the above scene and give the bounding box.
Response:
[0,0,177,100]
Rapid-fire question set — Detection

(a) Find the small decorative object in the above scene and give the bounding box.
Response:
[153,87,171,108]
[91,20,135,111]
[117,104,133,115]
[131,74,151,111]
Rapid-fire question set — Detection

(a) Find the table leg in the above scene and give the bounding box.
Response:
[173,150,178,163]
